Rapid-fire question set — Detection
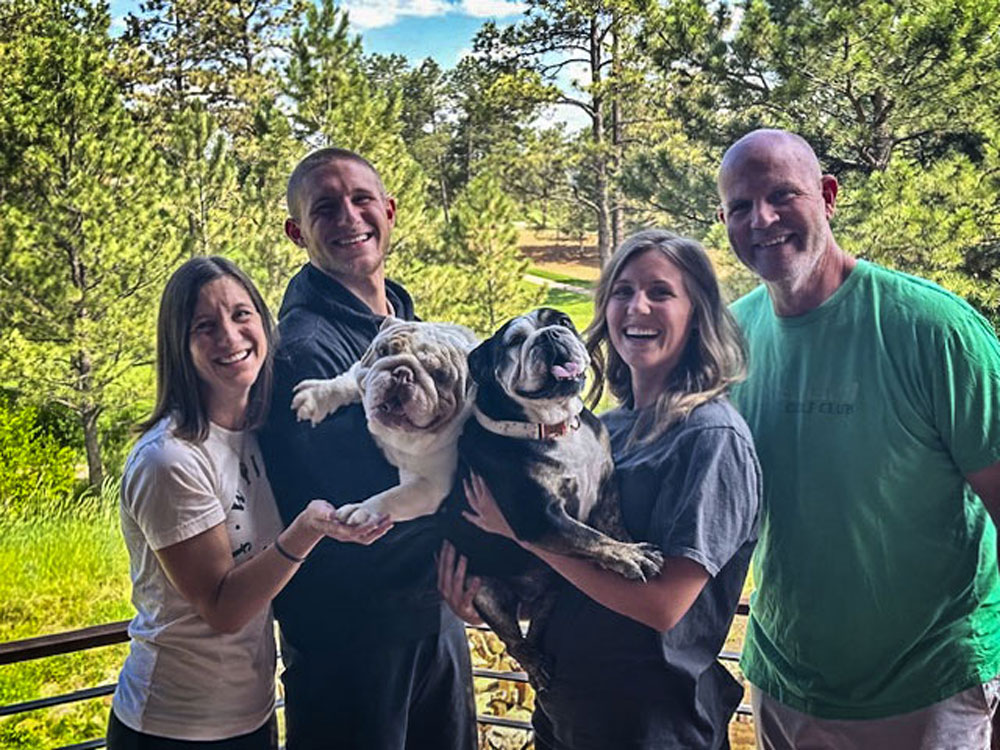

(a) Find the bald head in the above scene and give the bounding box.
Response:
[715,129,848,314]
[718,129,822,197]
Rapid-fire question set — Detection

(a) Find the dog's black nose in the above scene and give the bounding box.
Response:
[393,366,414,384]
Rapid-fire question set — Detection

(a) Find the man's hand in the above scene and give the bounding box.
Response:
[436,540,483,625]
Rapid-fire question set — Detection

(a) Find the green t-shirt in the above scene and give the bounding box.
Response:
[731,259,1000,719]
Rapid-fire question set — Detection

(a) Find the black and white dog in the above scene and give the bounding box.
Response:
[444,307,664,687]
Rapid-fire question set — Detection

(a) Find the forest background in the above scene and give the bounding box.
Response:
[2,0,999,746]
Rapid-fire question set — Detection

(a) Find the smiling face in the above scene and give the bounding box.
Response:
[606,249,694,404]
[718,132,837,292]
[285,158,396,289]
[189,276,267,427]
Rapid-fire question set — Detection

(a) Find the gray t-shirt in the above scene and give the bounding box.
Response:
[534,398,760,749]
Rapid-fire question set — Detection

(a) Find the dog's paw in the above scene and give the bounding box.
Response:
[334,502,384,526]
[634,542,665,579]
[291,379,335,425]
[601,542,665,582]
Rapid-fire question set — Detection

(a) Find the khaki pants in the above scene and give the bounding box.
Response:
[751,678,1000,750]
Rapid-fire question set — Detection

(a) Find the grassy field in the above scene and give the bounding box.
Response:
[0,502,132,749]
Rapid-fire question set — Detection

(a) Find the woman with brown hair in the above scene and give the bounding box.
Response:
[107,256,390,749]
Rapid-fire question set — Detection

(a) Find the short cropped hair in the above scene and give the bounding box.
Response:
[585,229,746,443]
[286,147,386,220]
[140,256,276,442]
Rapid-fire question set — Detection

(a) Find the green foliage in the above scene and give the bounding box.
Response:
[163,103,244,258]
[227,98,305,312]
[837,154,1000,322]
[631,0,1000,324]
[0,401,77,524]
[400,174,545,336]
[121,0,301,136]
[0,0,180,488]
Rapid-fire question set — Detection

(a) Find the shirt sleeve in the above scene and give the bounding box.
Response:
[652,426,761,577]
[122,442,226,551]
[923,304,1000,475]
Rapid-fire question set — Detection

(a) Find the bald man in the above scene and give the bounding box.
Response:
[718,129,1000,748]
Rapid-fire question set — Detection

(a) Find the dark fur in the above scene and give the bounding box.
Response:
[441,308,663,688]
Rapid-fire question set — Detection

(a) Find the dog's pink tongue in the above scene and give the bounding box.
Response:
[552,362,582,379]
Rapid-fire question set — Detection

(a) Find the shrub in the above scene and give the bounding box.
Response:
[0,400,78,523]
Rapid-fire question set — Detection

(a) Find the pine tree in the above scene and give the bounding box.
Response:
[0,0,183,489]
[121,0,301,137]
[400,174,545,336]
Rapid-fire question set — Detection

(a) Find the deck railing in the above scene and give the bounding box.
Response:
[0,602,750,749]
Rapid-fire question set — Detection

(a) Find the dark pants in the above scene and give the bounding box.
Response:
[280,607,477,750]
[106,710,277,750]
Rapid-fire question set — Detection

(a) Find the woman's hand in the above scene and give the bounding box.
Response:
[290,500,392,554]
[436,540,483,625]
[462,472,516,541]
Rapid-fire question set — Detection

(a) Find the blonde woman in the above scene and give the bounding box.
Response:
[441,229,761,749]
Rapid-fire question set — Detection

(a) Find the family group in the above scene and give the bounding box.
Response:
[104,129,1000,750]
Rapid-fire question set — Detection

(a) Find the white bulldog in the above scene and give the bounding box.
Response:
[292,318,478,525]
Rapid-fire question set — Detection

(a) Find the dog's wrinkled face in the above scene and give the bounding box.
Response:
[470,308,589,411]
[358,319,477,433]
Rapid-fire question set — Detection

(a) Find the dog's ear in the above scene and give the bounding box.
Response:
[379,315,402,332]
[359,340,380,369]
[467,339,495,385]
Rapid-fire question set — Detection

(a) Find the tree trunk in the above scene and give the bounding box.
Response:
[590,17,612,267]
[611,19,624,255]
[82,405,104,491]
[74,347,104,490]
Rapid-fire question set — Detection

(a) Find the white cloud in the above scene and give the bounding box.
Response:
[341,0,525,29]
[342,0,450,29]
[459,0,528,18]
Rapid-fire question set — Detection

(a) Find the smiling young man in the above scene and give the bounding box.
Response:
[718,129,1000,748]
[258,149,476,750]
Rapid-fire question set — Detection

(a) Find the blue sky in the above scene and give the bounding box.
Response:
[109,0,527,70]
[108,0,590,129]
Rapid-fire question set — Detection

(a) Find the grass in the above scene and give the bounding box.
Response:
[527,266,597,289]
[0,499,133,749]
[543,288,594,335]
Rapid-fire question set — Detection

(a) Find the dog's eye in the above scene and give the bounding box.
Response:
[506,332,526,346]
[432,369,452,384]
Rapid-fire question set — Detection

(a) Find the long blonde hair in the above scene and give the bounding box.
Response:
[585,229,746,444]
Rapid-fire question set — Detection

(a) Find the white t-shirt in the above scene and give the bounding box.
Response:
[112,416,284,740]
